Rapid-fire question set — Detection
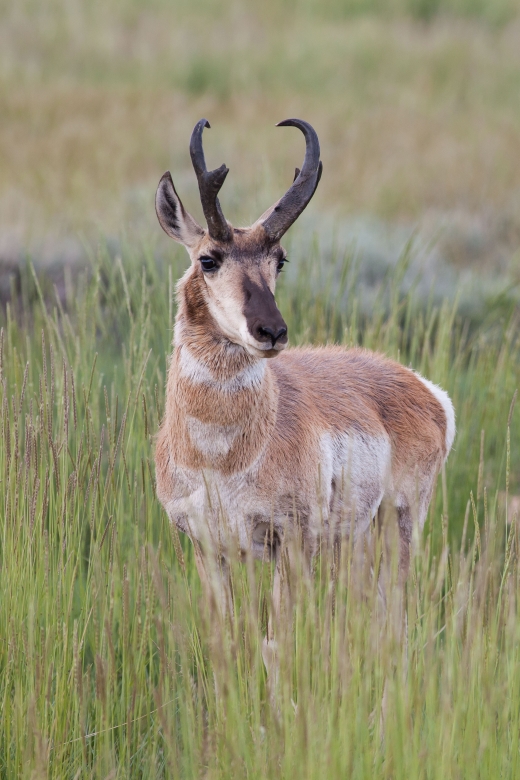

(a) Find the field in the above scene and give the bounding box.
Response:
[2,0,520,776]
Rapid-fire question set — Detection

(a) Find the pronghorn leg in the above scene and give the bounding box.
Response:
[262,541,291,703]
[374,501,410,631]
[261,545,286,694]
[372,501,410,735]
[192,540,234,704]
[192,539,233,622]
[396,505,412,676]
[262,538,311,707]
[396,505,412,587]
[193,540,233,702]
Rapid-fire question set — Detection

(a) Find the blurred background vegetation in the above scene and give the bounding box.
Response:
[1,0,520,289]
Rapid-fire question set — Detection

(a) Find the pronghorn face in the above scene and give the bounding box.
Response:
[192,229,289,358]
[155,174,288,358]
[155,118,322,358]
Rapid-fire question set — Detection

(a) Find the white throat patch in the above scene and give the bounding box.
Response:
[178,347,266,392]
[186,415,240,458]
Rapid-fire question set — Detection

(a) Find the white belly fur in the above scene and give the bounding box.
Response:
[164,465,269,551]
[316,430,392,539]
[164,428,392,552]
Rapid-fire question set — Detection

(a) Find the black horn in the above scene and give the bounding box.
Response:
[260,119,322,242]
[190,119,232,242]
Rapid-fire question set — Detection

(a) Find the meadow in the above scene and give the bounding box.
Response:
[2,0,520,776]
[1,239,520,776]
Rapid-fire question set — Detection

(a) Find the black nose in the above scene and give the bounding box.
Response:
[256,325,288,348]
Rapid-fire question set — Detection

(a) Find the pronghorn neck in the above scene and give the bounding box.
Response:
[165,273,278,472]
[174,270,264,387]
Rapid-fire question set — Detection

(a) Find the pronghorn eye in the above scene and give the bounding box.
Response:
[200,256,217,272]
[276,259,286,273]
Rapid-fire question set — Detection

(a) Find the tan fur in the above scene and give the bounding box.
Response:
[156,264,452,561]
[154,141,455,687]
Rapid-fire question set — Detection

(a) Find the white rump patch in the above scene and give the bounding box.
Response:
[179,347,266,392]
[414,373,456,455]
[186,415,239,458]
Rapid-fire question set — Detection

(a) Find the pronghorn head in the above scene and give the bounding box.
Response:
[155,118,322,359]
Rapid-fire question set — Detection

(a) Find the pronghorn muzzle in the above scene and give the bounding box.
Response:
[243,275,288,352]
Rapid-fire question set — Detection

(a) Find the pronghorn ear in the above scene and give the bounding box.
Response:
[155,172,204,248]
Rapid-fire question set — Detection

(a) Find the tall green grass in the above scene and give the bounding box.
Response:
[1,240,520,777]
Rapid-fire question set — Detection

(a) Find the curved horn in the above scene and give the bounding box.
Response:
[260,119,322,242]
[189,119,232,242]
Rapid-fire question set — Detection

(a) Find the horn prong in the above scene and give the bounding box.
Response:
[189,119,231,242]
[261,119,322,242]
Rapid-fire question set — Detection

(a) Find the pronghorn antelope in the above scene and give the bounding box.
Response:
[154,118,455,674]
